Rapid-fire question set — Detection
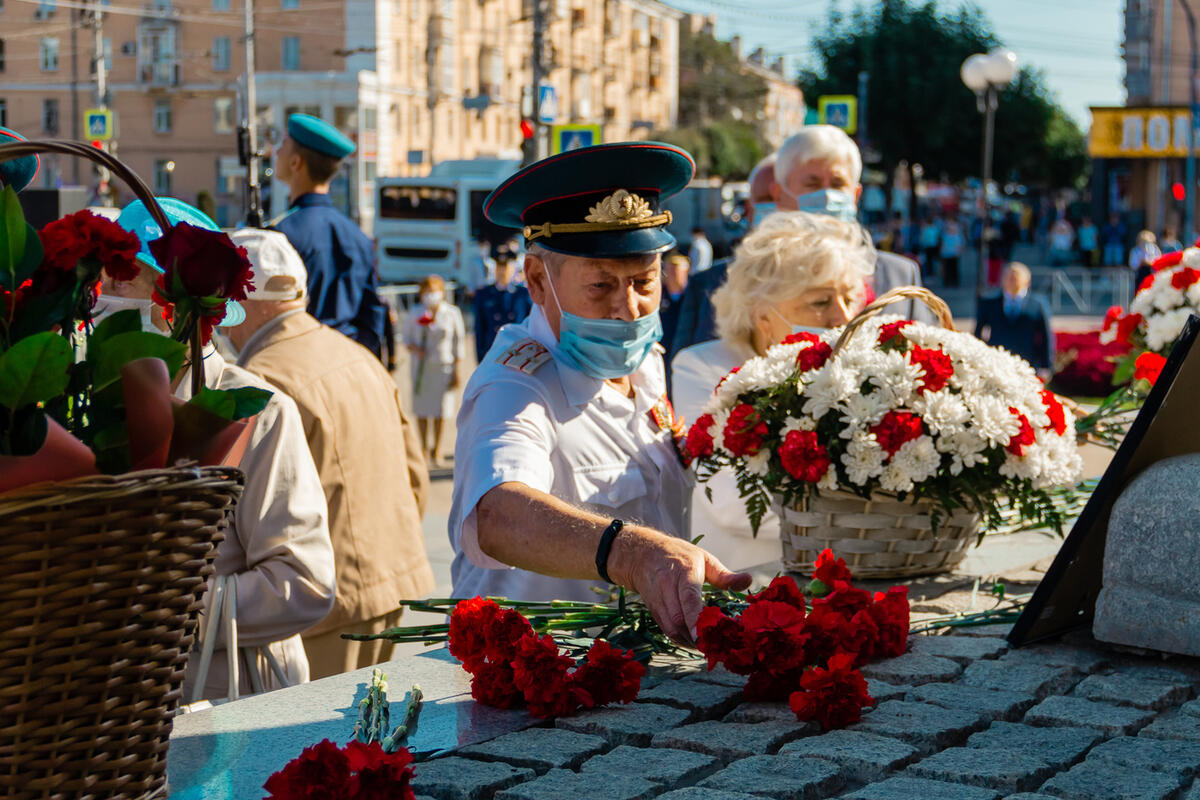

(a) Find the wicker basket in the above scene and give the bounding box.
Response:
[0,467,242,799]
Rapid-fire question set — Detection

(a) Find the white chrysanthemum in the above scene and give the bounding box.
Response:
[892,436,942,484]
[936,430,990,475]
[1183,247,1200,269]
[1186,282,1200,308]
[839,391,891,432]
[913,389,971,435]
[878,461,915,493]
[1144,306,1192,351]
[866,349,922,406]
[841,433,886,486]
[802,360,860,420]
[1152,283,1185,313]
[710,407,732,453]
[817,465,839,490]
[966,394,1021,447]
[744,449,771,476]
[783,416,817,434]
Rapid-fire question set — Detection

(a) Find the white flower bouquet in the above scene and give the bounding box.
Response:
[1101,248,1200,360]
[683,289,1083,573]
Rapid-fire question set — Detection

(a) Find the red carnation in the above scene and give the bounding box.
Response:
[743,666,807,702]
[867,586,910,658]
[741,600,810,676]
[1040,390,1067,436]
[812,548,853,590]
[1005,407,1036,456]
[802,603,849,666]
[1152,250,1185,271]
[840,608,882,667]
[910,346,954,394]
[470,661,523,708]
[797,340,833,372]
[877,320,912,349]
[485,608,535,664]
[1115,312,1144,345]
[748,575,808,609]
[695,606,755,674]
[723,403,768,457]
[1171,267,1200,291]
[869,411,924,457]
[263,739,352,800]
[1101,306,1123,334]
[1134,351,1167,386]
[571,639,645,708]
[346,742,417,800]
[150,222,255,344]
[788,652,874,731]
[448,597,500,671]
[779,429,831,483]
[782,330,821,346]
[685,413,716,460]
[512,634,580,718]
[1138,273,1155,293]
[39,210,142,282]
[814,580,873,620]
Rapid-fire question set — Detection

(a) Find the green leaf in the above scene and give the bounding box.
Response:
[0,186,28,290]
[89,309,143,348]
[89,331,187,391]
[0,332,72,409]
[187,387,236,420]
[188,385,272,421]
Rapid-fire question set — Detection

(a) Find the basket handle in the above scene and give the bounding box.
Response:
[0,139,169,230]
[832,286,955,356]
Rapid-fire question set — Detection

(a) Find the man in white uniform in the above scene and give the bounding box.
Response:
[449,143,751,643]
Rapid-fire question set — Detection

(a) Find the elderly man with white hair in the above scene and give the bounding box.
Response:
[227,229,435,678]
[771,125,937,324]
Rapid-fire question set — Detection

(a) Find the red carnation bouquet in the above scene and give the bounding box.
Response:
[696,550,906,730]
[264,739,417,800]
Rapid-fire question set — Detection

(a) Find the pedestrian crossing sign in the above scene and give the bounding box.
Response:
[818,96,857,135]
[84,108,114,141]
[551,124,601,155]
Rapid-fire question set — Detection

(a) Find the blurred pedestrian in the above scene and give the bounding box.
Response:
[940,218,965,287]
[659,251,690,364]
[1077,216,1099,267]
[1161,226,1183,254]
[404,275,465,467]
[1130,230,1162,287]
[974,262,1054,382]
[688,226,713,273]
[473,251,532,363]
[469,235,496,297]
[919,218,941,278]
[1102,214,1127,266]
[228,229,434,679]
[1048,219,1075,267]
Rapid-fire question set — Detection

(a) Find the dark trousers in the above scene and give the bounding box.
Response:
[942,256,960,287]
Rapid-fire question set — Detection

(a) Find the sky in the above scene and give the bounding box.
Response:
[665,0,1124,129]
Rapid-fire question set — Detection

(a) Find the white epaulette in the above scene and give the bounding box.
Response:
[496,338,552,375]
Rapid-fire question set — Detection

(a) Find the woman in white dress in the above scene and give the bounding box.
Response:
[671,211,876,570]
[404,275,465,466]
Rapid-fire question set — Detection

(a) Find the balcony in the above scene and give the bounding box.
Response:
[139,60,180,87]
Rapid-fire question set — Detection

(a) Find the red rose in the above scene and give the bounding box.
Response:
[470,660,523,708]
[1005,407,1036,456]
[1115,313,1144,345]
[485,608,535,664]
[263,739,352,800]
[1152,250,1185,271]
[812,549,853,590]
[150,222,255,301]
[877,320,912,350]
[1040,390,1067,436]
[782,330,821,346]
[695,605,755,674]
[909,346,954,394]
[512,634,580,718]
[1134,351,1167,386]
[867,586,910,658]
[748,575,808,609]
[685,413,716,460]
[571,639,645,707]
[797,340,833,372]
[1172,267,1200,291]
[39,210,142,282]
[449,597,501,671]
[788,651,874,730]
[741,600,810,676]
[723,403,769,457]
[779,429,831,483]
[869,411,924,457]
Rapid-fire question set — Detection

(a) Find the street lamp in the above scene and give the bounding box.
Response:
[961,47,1019,298]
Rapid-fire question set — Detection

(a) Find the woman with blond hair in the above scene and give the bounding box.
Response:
[671,211,876,569]
[403,274,465,466]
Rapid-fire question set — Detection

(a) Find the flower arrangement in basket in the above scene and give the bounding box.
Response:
[683,288,1083,578]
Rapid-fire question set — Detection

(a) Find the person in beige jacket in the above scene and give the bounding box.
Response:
[227,229,435,678]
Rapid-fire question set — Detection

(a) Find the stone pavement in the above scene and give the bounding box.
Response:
[409,626,1200,800]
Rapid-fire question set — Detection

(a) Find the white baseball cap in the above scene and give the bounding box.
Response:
[229,228,308,301]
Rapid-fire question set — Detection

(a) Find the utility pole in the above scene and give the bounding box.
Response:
[70,8,80,183]
[87,1,112,203]
[239,0,264,226]
[1181,0,1199,244]
[524,0,545,166]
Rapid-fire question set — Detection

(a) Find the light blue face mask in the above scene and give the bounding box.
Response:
[785,187,858,223]
[544,267,663,380]
[771,308,826,339]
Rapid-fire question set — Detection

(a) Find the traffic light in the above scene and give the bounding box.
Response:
[1174,182,1186,202]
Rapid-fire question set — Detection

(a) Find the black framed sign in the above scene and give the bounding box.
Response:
[1009,315,1200,646]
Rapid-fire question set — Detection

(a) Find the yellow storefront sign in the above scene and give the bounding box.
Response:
[1089,106,1199,158]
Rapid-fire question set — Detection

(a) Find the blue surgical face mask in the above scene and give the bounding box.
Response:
[543,266,663,379]
[771,308,826,338]
[751,202,778,228]
[784,187,858,223]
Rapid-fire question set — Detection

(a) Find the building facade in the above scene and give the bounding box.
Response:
[1,0,680,230]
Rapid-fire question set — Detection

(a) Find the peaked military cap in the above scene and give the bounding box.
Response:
[484,142,694,258]
[288,113,356,160]
[0,127,40,194]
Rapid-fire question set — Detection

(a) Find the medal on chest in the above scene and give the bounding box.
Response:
[648,395,689,465]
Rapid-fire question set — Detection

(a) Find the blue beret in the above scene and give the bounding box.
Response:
[0,126,40,194]
[287,113,355,159]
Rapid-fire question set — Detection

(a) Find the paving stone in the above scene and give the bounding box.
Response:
[1182,698,1200,717]
[580,745,721,787]
[651,720,810,763]
[1086,736,1200,780]
[860,653,962,686]
[642,659,704,688]
[841,776,1002,800]
[865,680,911,703]
[1025,696,1155,736]
[906,683,1037,722]
[1001,645,1110,673]
[905,747,1056,794]
[961,660,1081,699]
[1185,782,1200,800]
[638,679,742,718]
[411,757,536,800]
[953,623,1014,638]
[655,790,761,800]
[697,754,843,799]
[493,767,659,800]
[849,700,987,755]
[907,634,1009,664]
[1037,762,1184,800]
[777,729,919,783]
[723,702,805,725]
[555,702,692,747]
[1138,711,1200,741]
[965,722,1104,771]
[1072,673,1193,711]
[688,665,747,688]
[457,727,608,774]
[1109,661,1200,687]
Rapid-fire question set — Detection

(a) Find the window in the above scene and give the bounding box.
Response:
[40,37,58,71]
[281,0,298,8]
[281,36,299,70]
[212,36,230,71]
[363,107,377,131]
[379,185,457,220]
[35,0,54,16]
[154,159,172,194]
[214,97,235,133]
[154,98,172,133]
[42,98,59,134]
[212,0,229,8]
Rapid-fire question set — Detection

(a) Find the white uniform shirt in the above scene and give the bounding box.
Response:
[671,338,781,571]
[449,305,691,603]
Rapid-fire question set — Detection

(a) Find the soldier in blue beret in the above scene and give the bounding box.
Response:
[271,113,387,358]
[0,126,40,193]
[448,143,752,643]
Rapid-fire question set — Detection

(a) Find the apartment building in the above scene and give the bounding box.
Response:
[0,0,680,230]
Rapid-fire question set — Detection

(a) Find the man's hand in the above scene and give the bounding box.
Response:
[607,527,752,643]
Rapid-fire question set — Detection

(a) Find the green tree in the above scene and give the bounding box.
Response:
[657,122,765,180]
[798,0,1087,198]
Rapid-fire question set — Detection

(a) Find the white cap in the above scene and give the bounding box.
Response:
[229,228,308,301]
